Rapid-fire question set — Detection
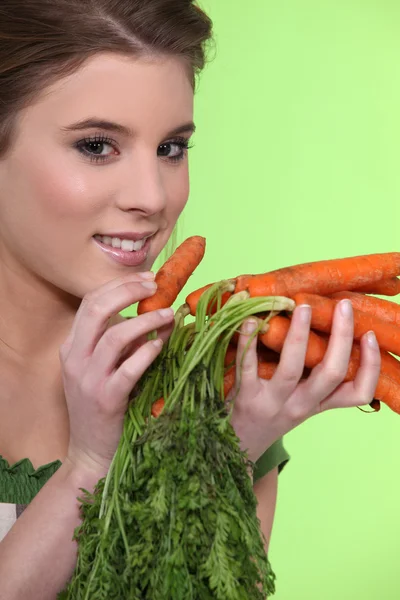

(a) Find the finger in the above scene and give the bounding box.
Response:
[66,271,155,344]
[269,304,311,396]
[109,338,165,401]
[235,319,259,388]
[152,320,175,344]
[320,331,381,411]
[115,320,174,367]
[112,315,174,339]
[303,299,354,404]
[91,308,175,375]
[65,280,158,363]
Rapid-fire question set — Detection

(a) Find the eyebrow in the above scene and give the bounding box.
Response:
[61,118,196,138]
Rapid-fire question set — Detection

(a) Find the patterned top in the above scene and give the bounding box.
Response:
[0,457,61,541]
[0,438,289,542]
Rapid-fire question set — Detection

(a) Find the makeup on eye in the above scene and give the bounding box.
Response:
[74,134,120,163]
[157,136,194,162]
[73,131,194,164]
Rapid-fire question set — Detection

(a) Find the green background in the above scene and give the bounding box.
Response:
[150,1,400,598]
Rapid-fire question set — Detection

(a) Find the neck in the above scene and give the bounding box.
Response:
[0,261,80,365]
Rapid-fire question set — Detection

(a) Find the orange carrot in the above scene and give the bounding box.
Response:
[354,277,400,296]
[369,399,381,411]
[258,361,279,380]
[151,397,165,418]
[223,367,236,397]
[330,291,400,325]
[224,342,279,367]
[224,344,237,367]
[304,326,400,386]
[137,236,206,314]
[186,281,235,316]
[380,354,400,385]
[186,284,211,315]
[258,315,329,366]
[371,376,400,414]
[293,292,400,358]
[256,305,400,412]
[235,253,400,298]
[257,346,281,363]
[264,315,400,413]
[224,362,278,397]
[227,327,400,412]
[347,341,400,386]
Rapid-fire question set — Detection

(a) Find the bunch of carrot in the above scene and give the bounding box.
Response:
[61,237,292,599]
[139,237,400,415]
[60,237,400,600]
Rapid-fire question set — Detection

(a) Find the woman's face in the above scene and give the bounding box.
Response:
[0,53,194,298]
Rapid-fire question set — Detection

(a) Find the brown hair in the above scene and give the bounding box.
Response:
[0,0,213,156]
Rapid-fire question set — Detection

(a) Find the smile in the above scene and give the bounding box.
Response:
[93,234,147,253]
[92,233,153,267]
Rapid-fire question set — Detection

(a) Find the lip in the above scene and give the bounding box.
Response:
[96,231,155,242]
[92,235,152,267]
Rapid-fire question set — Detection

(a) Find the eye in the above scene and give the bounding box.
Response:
[75,135,119,162]
[157,138,192,162]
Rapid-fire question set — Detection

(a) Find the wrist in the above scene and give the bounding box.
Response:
[62,454,109,492]
[65,441,113,478]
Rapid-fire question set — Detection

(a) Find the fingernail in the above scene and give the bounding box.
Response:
[158,308,174,318]
[244,319,257,334]
[367,331,377,348]
[138,271,155,280]
[141,281,157,290]
[340,299,352,317]
[152,338,163,349]
[299,304,311,324]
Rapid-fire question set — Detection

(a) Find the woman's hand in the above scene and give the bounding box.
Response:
[59,272,175,476]
[229,300,381,463]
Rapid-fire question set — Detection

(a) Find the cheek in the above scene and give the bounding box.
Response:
[20,154,105,220]
[165,166,190,219]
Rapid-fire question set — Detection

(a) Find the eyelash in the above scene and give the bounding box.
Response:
[74,134,193,164]
[74,134,117,163]
[158,137,193,163]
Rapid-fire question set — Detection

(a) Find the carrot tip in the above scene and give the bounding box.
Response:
[226,291,250,305]
[357,400,381,413]
[255,316,269,334]
[178,304,190,319]
[226,279,237,292]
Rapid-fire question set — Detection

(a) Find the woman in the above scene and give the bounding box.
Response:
[0,1,381,597]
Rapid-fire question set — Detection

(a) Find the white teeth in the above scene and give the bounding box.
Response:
[121,239,135,252]
[133,239,146,251]
[95,235,147,252]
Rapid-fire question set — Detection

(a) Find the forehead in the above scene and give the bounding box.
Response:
[23,53,194,134]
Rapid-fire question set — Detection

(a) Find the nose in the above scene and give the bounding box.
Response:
[117,150,167,216]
